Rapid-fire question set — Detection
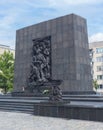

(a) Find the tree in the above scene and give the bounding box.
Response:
[93,79,99,90]
[0,51,14,94]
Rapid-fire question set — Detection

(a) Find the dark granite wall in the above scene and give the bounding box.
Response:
[14,14,93,93]
[34,102,103,122]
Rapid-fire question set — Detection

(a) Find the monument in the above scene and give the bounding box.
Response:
[13,13,93,96]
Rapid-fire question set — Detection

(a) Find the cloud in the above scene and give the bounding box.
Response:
[89,33,103,43]
[0,0,103,48]
[0,38,15,49]
[48,0,103,7]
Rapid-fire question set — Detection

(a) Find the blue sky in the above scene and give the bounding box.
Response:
[0,0,103,49]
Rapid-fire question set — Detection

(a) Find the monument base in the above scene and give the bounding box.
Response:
[11,91,46,97]
[33,101,69,117]
[63,91,96,95]
[12,90,96,97]
[33,101,103,121]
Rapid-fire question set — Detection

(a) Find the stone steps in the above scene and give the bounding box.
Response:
[1,94,103,102]
[0,94,103,114]
[0,99,34,114]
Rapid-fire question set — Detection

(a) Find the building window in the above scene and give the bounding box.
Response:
[96,48,103,53]
[97,75,103,80]
[98,84,103,89]
[97,66,103,71]
[96,56,103,62]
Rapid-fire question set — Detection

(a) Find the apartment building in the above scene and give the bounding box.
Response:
[0,44,15,56]
[89,41,103,91]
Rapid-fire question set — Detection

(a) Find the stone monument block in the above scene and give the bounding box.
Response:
[14,14,93,94]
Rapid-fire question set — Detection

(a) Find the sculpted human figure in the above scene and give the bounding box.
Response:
[49,85,62,101]
[29,63,41,82]
[27,37,62,101]
[28,37,51,85]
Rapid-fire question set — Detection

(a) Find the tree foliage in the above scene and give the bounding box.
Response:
[0,51,14,94]
[93,79,99,90]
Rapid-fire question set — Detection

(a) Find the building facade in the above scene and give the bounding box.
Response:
[89,41,103,91]
[0,44,15,56]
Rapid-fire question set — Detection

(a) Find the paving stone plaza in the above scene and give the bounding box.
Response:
[0,111,103,130]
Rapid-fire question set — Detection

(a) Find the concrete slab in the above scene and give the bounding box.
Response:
[0,111,103,130]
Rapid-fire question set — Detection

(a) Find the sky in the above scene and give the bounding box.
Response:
[0,0,103,49]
